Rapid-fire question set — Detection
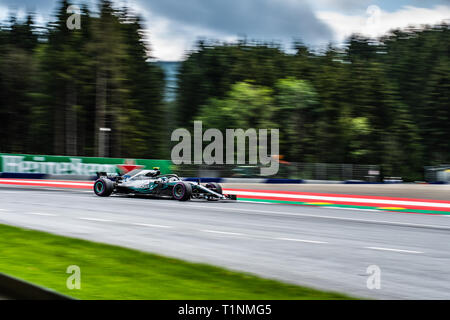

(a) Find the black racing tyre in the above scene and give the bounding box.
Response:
[94,178,114,197]
[172,182,192,201]
[207,182,223,195]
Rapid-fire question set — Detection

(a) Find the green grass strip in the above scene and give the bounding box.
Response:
[0,223,354,300]
[238,198,450,215]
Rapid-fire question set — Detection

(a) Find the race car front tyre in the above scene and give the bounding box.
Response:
[172,182,192,201]
[206,182,223,195]
[94,178,114,197]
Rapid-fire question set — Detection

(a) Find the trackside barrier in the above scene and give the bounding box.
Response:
[1,175,308,184]
[182,178,306,184]
[264,178,304,184]
[0,153,172,176]
[175,163,382,181]
[0,172,48,179]
[181,177,447,184]
[0,273,74,300]
[1,173,447,184]
[186,178,448,184]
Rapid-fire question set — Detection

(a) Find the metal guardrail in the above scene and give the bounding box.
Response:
[424,165,450,183]
[0,273,74,300]
[173,163,381,181]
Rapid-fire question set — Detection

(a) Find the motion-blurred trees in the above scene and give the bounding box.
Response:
[176,41,289,127]
[274,78,318,162]
[0,13,38,154]
[0,0,448,180]
[0,0,166,158]
[197,81,276,130]
[177,24,449,180]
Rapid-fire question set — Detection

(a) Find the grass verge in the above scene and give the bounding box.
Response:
[0,223,355,299]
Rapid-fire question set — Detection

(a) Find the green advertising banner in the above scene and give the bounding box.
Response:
[0,153,172,175]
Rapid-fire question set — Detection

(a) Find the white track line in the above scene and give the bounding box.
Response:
[1,204,430,252]
[275,237,328,244]
[0,179,92,186]
[237,200,276,205]
[83,197,450,230]
[25,212,58,217]
[224,190,450,209]
[182,204,450,230]
[366,247,423,254]
[131,223,173,229]
[326,207,380,212]
[201,229,244,236]
[78,217,113,222]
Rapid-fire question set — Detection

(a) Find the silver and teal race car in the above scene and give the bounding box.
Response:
[93,168,236,201]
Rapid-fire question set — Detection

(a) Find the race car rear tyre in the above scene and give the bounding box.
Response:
[172,182,192,201]
[94,178,114,197]
[207,182,222,195]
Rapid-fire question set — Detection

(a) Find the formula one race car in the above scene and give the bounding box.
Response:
[93,168,237,201]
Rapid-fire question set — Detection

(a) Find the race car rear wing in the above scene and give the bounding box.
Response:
[96,172,122,181]
[96,172,108,178]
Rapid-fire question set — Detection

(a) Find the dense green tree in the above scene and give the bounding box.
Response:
[176,41,289,127]
[274,78,318,162]
[197,81,275,130]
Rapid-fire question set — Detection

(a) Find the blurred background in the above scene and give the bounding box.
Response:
[0,0,448,182]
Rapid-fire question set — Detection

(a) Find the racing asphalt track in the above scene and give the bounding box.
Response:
[1,184,450,300]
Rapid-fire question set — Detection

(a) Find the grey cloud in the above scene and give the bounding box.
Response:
[311,0,373,12]
[136,0,334,44]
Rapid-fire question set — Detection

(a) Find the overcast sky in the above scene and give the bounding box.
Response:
[0,0,449,60]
